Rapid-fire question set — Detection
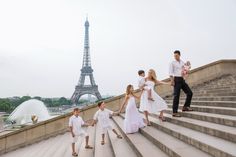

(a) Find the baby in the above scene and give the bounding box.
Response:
[138,70,154,101]
[182,61,191,79]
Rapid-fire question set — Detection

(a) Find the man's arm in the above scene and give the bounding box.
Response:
[169,62,175,86]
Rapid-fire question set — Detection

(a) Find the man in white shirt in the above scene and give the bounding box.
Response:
[69,108,93,156]
[169,50,193,117]
[93,101,122,145]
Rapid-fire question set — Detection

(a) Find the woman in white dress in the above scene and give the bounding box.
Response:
[139,69,169,125]
[119,85,146,134]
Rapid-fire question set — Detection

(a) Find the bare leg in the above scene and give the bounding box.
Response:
[85,136,89,146]
[85,136,93,149]
[72,143,76,153]
[148,89,154,101]
[159,111,163,117]
[112,129,122,139]
[112,129,119,135]
[144,111,151,125]
[159,111,166,121]
[101,134,105,145]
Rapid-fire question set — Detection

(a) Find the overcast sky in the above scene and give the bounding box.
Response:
[0,0,236,98]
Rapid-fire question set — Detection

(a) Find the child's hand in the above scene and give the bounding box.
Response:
[72,132,75,137]
[91,122,95,127]
[112,112,119,116]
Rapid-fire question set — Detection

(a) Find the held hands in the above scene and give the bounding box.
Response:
[71,132,75,137]
[91,120,96,127]
[113,111,120,116]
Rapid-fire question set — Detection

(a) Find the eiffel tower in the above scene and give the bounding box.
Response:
[71,18,102,104]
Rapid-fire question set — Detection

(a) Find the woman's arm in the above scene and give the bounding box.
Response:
[119,95,129,113]
[155,80,170,85]
[132,93,141,99]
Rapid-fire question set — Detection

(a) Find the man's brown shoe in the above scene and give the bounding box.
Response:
[182,107,193,112]
[172,113,181,117]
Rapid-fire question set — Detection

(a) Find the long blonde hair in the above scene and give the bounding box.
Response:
[148,69,157,82]
[126,84,134,96]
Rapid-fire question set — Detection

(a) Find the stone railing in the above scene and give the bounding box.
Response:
[0,59,235,154]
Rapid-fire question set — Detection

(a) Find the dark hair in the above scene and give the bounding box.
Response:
[97,101,104,107]
[138,70,145,75]
[174,50,181,55]
[73,108,79,112]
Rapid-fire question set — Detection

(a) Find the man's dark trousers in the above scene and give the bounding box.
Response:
[173,77,193,113]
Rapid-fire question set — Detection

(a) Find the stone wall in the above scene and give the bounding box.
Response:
[0,59,235,155]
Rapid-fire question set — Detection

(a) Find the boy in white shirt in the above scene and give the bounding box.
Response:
[138,70,154,101]
[69,108,93,156]
[92,101,122,145]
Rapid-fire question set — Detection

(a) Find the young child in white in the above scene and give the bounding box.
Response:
[93,102,122,145]
[182,61,191,79]
[138,70,154,101]
[69,108,93,157]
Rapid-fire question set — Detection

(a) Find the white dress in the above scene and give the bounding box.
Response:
[139,80,168,113]
[124,96,145,134]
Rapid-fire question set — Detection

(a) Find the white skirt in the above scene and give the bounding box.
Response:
[139,89,168,113]
[124,97,145,134]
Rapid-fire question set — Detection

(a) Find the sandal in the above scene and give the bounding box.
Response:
[159,116,166,122]
[85,145,93,149]
[101,141,105,145]
[147,123,152,126]
[148,98,155,101]
[117,135,122,139]
[72,152,78,156]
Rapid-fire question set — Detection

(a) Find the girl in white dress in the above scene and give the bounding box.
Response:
[119,85,146,134]
[139,69,169,125]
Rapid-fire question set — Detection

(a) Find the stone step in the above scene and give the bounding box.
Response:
[107,119,137,157]
[160,113,236,143]
[118,114,211,157]
[48,133,72,157]
[165,109,236,127]
[167,104,236,116]
[62,135,75,157]
[2,133,71,157]
[192,88,236,94]
[94,123,114,157]
[194,80,236,89]
[148,115,236,157]
[197,75,236,84]
[77,126,95,157]
[197,85,236,91]
[33,133,69,157]
[165,100,236,108]
[196,85,236,91]
[112,116,169,157]
[165,91,236,97]
[164,96,236,101]
[187,92,236,97]
[1,134,59,157]
[193,81,236,88]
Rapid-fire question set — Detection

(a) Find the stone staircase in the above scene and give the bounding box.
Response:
[2,74,236,157]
